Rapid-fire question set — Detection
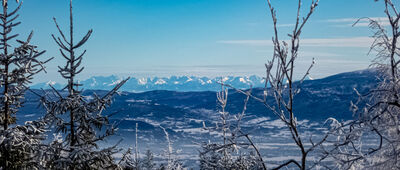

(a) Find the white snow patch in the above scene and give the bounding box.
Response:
[90,78,97,87]
[185,76,193,83]
[178,128,206,134]
[46,80,56,86]
[199,79,205,85]
[109,79,122,86]
[182,144,201,148]
[155,79,166,85]
[83,95,94,100]
[239,77,247,83]
[269,130,292,138]
[188,118,203,124]
[265,156,301,162]
[247,117,270,124]
[263,119,287,128]
[124,117,160,127]
[138,78,147,85]
[126,99,151,103]
[121,129,135,132]
[24,114,36,118]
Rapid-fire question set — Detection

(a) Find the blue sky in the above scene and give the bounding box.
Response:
[10,0,387,83]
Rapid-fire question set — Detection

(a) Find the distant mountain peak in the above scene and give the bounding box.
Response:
[31,75,265,92]
[46,80,57,86]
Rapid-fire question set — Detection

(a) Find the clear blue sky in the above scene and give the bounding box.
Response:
[10,0,387,83]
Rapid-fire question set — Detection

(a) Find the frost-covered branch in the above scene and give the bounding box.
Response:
[37,0,129,169]
[321,1,400,169]
[262,0,321,169]
[200,84,266,169]
[0,0,51,169]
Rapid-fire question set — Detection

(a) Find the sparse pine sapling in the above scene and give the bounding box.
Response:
[199,86,265,169]
[159,125,183,170]
[142,149,156,170]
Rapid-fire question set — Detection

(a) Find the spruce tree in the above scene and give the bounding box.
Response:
[41,0,129,169]
[0,0,52,169]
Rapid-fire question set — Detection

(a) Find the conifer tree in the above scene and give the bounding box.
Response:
[40,0,129,169]
[0,0,52,169]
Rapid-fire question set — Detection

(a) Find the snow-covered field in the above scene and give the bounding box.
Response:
[110,117,331,169]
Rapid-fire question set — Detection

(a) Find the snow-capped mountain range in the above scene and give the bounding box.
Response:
[21,69,379,167]
[31,75,266,92]
[25,70,379,145]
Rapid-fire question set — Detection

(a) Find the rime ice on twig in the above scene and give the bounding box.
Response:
[199,83,265,169]
[262,1,323,169]
[321,0,400,169]
[218,0,326,169]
